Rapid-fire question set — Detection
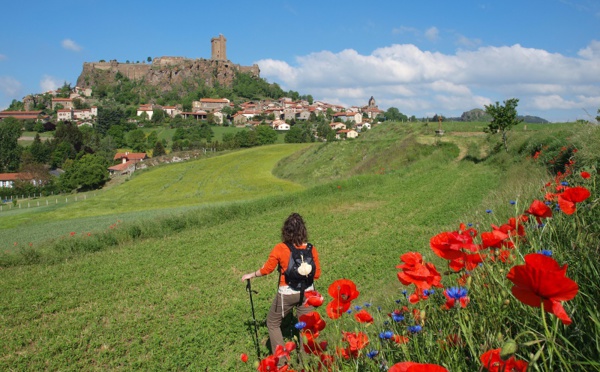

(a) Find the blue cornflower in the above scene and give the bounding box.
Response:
[367,350,379,359]
[467,223,473,227]
[294,321,306,330]
[545,201,552,206]
[537,249,553,257]
[445,287,468,300]
[391,313,404,322]
[408,325,422,334]
[555,206,561,211]
[355,305,362,311]
[538,223,545,228]
[510,200,516,205]
[561,181,569,186]
[486,209,493,214]
[379,330,394,340]
[346,309,352,314]
[364,302,372,308]
[383,320,390,326]
[424,289,435,296]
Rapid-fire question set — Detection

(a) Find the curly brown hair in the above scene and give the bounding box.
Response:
[281,213,308,246]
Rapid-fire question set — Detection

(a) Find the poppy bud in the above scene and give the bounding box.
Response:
[504,299,510,306]
[420,310,426,322]
[500,339,518,359]
[496,332,503,342]
[240,353,248,363]
[498,268,505,274]
[466,276,472,287]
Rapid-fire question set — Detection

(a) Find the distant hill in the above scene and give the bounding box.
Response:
[454,108,549,124]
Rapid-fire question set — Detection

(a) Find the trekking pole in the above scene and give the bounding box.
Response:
[246,279,261,359]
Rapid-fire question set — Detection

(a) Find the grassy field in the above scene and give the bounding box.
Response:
[1,121,596,370]
[0,144,309,251]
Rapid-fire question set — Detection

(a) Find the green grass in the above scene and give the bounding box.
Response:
[0,144,310,250]
[0,121,596,370]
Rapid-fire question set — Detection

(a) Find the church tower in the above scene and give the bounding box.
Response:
[211,34,227,61]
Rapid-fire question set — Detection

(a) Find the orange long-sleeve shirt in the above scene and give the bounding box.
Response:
[259,242,321,287]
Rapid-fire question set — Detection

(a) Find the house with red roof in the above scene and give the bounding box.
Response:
[109,152,148,176]
[0,110,45,121]
[0,173,37,188]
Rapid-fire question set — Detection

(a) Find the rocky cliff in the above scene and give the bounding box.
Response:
[76,57,260,93]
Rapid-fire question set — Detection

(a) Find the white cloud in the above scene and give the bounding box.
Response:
[0,76,22,98]
[424,27,439,42]
[40,75,62,92]
[456,35,482,49]
[257,40,600,121]
[61,38,82,52]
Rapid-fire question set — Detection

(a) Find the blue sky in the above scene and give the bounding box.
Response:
[1,0,599,122]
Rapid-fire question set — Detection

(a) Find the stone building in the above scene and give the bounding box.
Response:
[211,34,227,60]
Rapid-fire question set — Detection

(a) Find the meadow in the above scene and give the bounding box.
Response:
[1,122,598,371]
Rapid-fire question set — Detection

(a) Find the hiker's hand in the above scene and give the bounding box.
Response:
[241,273,254,282]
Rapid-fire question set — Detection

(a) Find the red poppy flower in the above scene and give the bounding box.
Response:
[257,355,281,372]
[525,199,552,223]
[326,299,351,319]
[343,331,369,349]
[397,253,443,291]
[354,309,374,323]
[481,230,510,249]
[328,279,359,304]
[240,353,248,363]
[430,230,480,261]
[274,342,296,359]
[389,362,449,372]
[70,231,76,236]
[392,334,409,344]
[302,332,328,355]
[506,253,579,325]
[480,348,528,372]
[494,215,528,238]
[448,252,484,272]
[581,171,591,179]
[303,290,324,307]
[299,311,326,336]
[557,186,591,215]
[339,331,369,358]
[326,279,359,319]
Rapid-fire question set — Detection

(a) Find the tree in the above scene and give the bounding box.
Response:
[126,129,147,152]
[484,98,523,152]
[147,56,152,63]
[60,153,109,191]
[385,107,408,122]
[147,131,158,149]
[151,109,165,124]
[255,125,277,145]
[97,106,126,135]
[153,141,166,157]
[30,133,51,164]
[285,123,314,143]
[0,117,23,172]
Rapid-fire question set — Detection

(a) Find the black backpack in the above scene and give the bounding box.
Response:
[283,242,316,292]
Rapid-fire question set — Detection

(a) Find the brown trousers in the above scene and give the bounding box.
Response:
[266,291,314,354]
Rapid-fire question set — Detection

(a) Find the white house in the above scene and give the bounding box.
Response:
[137,104,154,120]
[57,109,73,121]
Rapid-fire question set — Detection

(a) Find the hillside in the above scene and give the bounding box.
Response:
[1,122,597,370]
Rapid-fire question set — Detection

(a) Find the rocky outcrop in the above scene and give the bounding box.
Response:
[76,57,260,93]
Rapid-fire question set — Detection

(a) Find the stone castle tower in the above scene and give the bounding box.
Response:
[211,34,227,61]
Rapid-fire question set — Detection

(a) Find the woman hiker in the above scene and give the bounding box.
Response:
[241,212,321,362]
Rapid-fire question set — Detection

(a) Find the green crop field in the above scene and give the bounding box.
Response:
[1,122,598,371]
